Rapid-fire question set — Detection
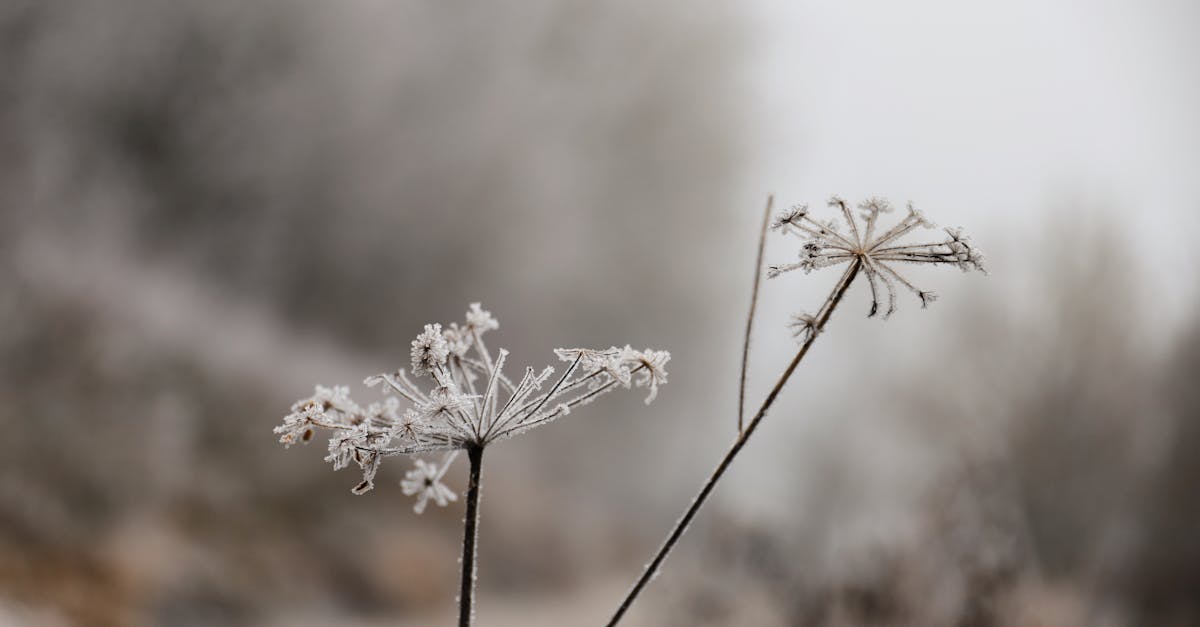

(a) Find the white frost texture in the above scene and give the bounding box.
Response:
[769,196,986,319]
[274,303,669,508]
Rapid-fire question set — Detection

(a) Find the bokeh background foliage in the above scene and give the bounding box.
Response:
[1,1,1198,625]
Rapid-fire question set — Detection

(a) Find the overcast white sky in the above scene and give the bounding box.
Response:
[719,0,1200,518]
[741,0,1199,325]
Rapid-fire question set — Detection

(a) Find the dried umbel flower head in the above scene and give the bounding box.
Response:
[769,196,986,318]
[606,195,986,625]
[274,302,670,508]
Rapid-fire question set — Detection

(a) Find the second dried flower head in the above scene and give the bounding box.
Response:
[770,195,987,325]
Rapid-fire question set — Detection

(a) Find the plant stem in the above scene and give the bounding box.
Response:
[459,445,485,627]
[738,194,774,434]
[606,260,861,627]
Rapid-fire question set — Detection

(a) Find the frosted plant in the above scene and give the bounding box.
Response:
[607,196,984,626]
[768,196,986,317]
[401,457,457,514]
[624,347,671,404]
[274,303,668,627]
[788,311,819,341]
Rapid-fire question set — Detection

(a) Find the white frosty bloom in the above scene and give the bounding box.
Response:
[622,347,670,404]
[323,421,393,494]
[465,302,499,333]
[857,196,893,214]
[443,322,473,357]
[274,385,361,446]
[395,409,423,441]
[555,347,631,388]
[770,204,810,234]
[415,385,475,421]
[411,323,450,376]
[401,459,458,514]
[275,303,669,494]
[768,196,986,318]
[325,424,370,471]
[273,401,324,447]
[363,397,402,433]
[943,227,987,272]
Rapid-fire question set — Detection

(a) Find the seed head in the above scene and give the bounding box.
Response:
[275,303,670,508]
[411,323,450,376]
[769,196,986,318]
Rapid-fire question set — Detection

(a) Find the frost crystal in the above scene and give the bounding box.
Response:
[411,323,450,376]
[465,302,499,333]
[769,196,986,317]
[770,204,810,234]
[555,347,631,388]
[274,303,669,507]
[401,458,458,514]
[273,385,362,447]
[622,347,671,404]
[443,322,473,357]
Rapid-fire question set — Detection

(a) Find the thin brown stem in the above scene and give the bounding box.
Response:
[738,194,773,434]
[459,445,485,627]
[606,260,861,627]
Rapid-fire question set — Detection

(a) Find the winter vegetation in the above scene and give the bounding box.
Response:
[607,196,985,624]
[2,2,1199,627]
[274,304,668,625]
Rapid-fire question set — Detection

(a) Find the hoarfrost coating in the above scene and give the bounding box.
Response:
[769,196,986,318]
[273,303,669,506]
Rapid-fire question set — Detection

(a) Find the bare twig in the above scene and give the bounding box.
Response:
[738,194,773,434]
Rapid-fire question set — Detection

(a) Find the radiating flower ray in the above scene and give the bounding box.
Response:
[769,196,986,318]
[274,303,669,504]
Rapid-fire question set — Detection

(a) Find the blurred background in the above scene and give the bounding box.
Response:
[1,1,1197,625]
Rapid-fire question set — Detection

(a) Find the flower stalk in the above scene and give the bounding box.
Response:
[459,444,484,627]
[606,260,860,626]
[737,194,774,435]
[273,303,670,625]
[608,195,985,624]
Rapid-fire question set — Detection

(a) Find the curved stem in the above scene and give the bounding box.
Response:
[459,445,485,627]
[606,260,861,626]
[738,194,773,434]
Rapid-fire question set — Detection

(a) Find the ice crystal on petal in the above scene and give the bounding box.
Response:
[401,459,458,514]
[325,425,369,471]
[622,347,670,404]
[396,409,423,441]
[275,303,668,494]
[273,402,322,447]
[857,196,893,220]
[768,196,985,318]
[411,324,450,376]
[274,385,361,447]
[555,347,630,388]
[770,204,810,234]
[416,386,474,420]
[363,397,402,433]
[465,303,499,333]
[443,322,473,357]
